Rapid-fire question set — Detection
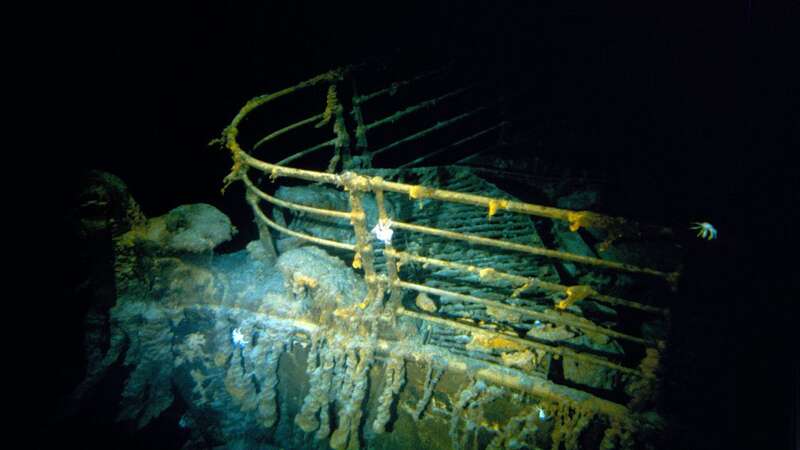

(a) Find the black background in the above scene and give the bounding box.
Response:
[34,1,798,448]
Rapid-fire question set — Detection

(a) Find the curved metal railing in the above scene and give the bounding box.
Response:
[214,65,681,420]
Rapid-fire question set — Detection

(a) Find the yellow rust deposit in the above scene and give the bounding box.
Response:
[292,273,319,289]
[213,352,228,367]
[500,350,537,371]
[567,211,590,232]
[511,280,532,298]
[342,172,371,192]
[352,251,362,269]
[639,348,660,376]
[467,331,528,352]
[548,401,598,450]
[487,199,510,220]
[567,211,632,251]
[556,285,595,310]
[349,210,366,224]
[415,292,438,312]
[408,185,433,200]
[224,371,252,407]
[333,305,358,319]
[478,267,497,280]
[486,305,521,323]
[315,84,338,128]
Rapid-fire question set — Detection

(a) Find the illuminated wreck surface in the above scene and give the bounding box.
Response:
[63,63,697,450]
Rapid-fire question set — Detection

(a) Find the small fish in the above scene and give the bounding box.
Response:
[690,222,717,240]
[415,292,438,313]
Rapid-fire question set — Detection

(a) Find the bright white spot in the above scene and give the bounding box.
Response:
[371,219,394,245]
[232,327,248,347]
[537,406,548,420]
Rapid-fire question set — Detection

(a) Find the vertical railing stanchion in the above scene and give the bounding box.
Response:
[372,181,402,312]
[246,189,277,264]
[350,77,370,169]
[343,173,381,312]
